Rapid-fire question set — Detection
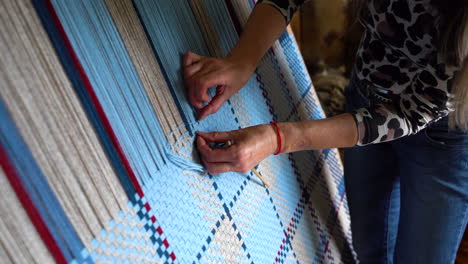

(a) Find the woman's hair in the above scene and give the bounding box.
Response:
[351,0,468,130]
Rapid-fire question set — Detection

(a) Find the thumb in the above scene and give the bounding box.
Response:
[188,73,224,111]
[198,86,229,120]
[196,130,231,143]
[196,134,211,153]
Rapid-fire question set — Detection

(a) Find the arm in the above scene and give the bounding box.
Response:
[277,114,358,152]
[184,2,298,120]
[226,3,288,74]
[353,66,456,145]
[196,114,357,175]
[196,64,456,175]
[228,0,312,67]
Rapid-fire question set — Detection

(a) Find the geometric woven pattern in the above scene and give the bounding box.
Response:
[0,0,356,263]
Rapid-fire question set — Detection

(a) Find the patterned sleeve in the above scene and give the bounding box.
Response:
[257,0,311,24]
[353,65,458,145]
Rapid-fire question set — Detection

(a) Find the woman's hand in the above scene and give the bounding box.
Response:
[183,52,255,120]
[196,114,359,175]
[196,124,278,175]
[182,3,289,120]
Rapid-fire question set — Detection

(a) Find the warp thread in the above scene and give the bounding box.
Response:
[165,147,207,173]
[163,123,207,173]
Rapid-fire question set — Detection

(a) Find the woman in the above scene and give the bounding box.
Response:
[183,0,468,263]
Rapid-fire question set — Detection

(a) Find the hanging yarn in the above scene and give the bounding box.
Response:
[163,125,207,173]
[0,0,127,259]
[165,147,207,173]
[0,0,356,262]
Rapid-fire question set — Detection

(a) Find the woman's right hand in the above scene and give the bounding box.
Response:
[183,51,255,120]
[196,124,278,175]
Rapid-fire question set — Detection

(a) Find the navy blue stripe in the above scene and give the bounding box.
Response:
[32,0,136,197]
[0,98,89,262]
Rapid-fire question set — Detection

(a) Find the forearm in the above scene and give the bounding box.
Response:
[196,115,356,175]
[276,114,358,153]
[227,3,287,71]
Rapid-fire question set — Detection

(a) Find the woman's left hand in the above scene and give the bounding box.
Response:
[196,125,278,175]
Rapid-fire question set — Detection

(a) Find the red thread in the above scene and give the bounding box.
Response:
[44,0,143,197]
[0,146,67,264]
[270,121,282,155]
[43,2,179,260]
[156,226,163,235]
[170,252,176,261]
[162,239,169,248]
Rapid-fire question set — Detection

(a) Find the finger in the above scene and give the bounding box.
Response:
[197,135,237,162]
[196,130,231,143]
[198,86,228,120]
[189,61,219,79]
[187,80,206,109]
[188,91,204,109]
[196,135,212,154]
[191,72,225,102]
[188,90,209,110]
[183,62,203,79]
[186,76,216,109]
[201,156,237,175]
[183,51,202,66]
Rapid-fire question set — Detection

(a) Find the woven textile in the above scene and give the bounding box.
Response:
[0,0,355,263]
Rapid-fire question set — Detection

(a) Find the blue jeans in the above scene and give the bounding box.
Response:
[343,74,468,264]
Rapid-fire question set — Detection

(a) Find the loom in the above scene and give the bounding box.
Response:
[0,0,356,263]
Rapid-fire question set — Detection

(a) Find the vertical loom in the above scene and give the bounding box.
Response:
[0,0,356,263]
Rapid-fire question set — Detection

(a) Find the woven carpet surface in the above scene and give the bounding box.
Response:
[0,0,355,263]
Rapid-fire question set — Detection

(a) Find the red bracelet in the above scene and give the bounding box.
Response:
[270,121,282,155]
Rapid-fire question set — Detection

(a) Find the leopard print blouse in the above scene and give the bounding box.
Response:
[258,0,460,145]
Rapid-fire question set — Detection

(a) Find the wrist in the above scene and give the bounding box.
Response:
[264,122,303,155]
[262,123,279,155]
[278,122,306,153]
[270,121,283,155]
[226,51,257,75]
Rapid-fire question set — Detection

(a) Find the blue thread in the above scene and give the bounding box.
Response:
[50,0,169,186]
[0,98,90,263]
[31,0,136,197]
[27,0,351,262]
[131,0,195,137]
[165,149,206,173]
